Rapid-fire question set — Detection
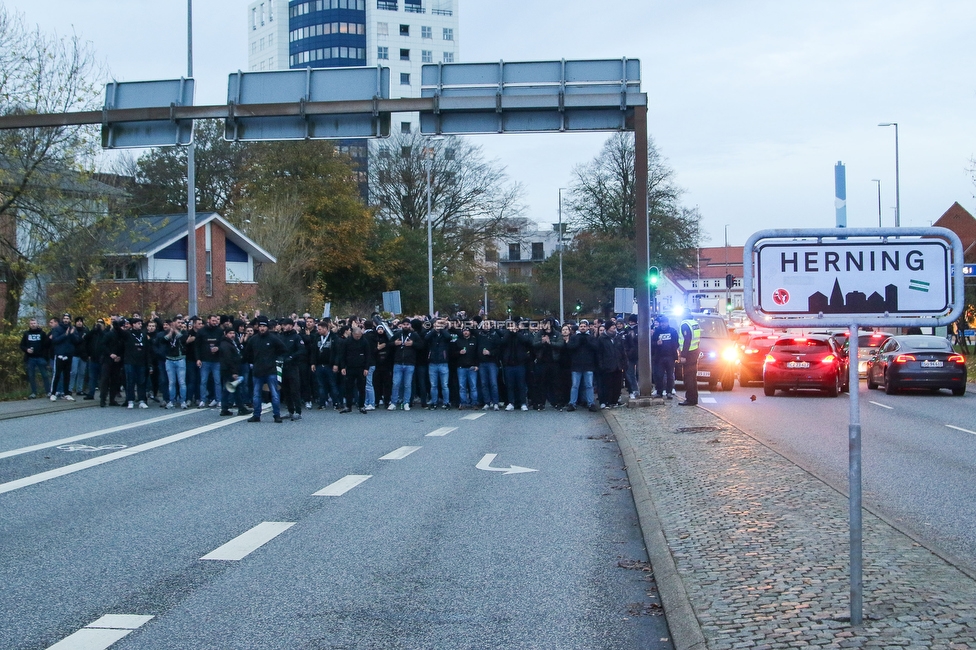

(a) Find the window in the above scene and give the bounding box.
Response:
[400,72,410,85]
[421,25,432,39]
[442,51,454,63]
[421,50,432,63]
[400,121,411,134]
[259,37,265,51]
[443,27,453,40]
[252,8,257,29]
[377,46,389,60]
[268,33,274,46]
[113,261,140,281]
[377,22,388,36]
[531,242,545,260]
[509,267,522,278]
[400,24,410,36]
[377,0,397,9]
[691,281,698,289]
[400,48,410,61]
[205,250,213,297]
[260,2,266,25]
[485,247,498,262]
[508,243,521,261]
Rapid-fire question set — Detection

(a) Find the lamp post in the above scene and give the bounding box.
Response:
[872,179,882,227]
[425,136,443,315]
[558,187,567,324]
[878,122,900,227]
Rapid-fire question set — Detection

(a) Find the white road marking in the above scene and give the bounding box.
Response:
[461,412,485,420]
[0,417,248,496]
[201,522,295,561]
[313,475,372,496]
[379,446,422,460]
[946,424,976,436]
[46,614,153,650]
[700,397,717,404]
[0,410,196,460]
[476,453,538,475]
[426,427,457,437]
[869,401,894,410]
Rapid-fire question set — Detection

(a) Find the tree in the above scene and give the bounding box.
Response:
[130,120,246,215]
[368,131,525,313]
[0,6,102,327]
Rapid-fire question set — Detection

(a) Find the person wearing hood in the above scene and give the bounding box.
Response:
[49,313,76,401]
[243,317,286,423]
[98,317,126,407]
[122,317,150,409]
[20,318,51,398]
[278,318,307,420]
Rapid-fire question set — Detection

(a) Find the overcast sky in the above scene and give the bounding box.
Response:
[7,0,975,247]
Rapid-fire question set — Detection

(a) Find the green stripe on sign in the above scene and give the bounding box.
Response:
[909,278,930,293]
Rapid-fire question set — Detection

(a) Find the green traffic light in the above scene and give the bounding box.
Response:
[648,266,660,287]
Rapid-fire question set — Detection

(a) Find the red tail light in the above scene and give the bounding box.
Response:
[948,354,966,364]
[894,354,916,363]
[821,354,836,364]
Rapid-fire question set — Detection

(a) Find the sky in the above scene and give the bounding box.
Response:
[6,0,975,247]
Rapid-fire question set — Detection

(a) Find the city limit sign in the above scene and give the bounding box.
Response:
[743,227,964,328]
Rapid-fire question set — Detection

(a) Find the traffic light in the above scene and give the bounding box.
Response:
[647,266,660,288]
[575,299,582,312]
[727,299,734,312]
[725,273,735,289]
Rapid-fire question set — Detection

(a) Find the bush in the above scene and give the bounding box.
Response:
[0,328,28,399]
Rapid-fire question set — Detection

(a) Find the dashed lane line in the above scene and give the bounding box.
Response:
[46,614,154,650]
[313,475,372,496]
[200,522,296,561]
[0,416,248,496]
[0,410,197,460]
[426,427,457,437]
[946,424,976,436]
[460,412,485,420]
[379,446,422,460]
[869,401,894,410]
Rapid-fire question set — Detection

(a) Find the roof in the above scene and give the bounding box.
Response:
[107,213,276,264]
[932,202,976,262]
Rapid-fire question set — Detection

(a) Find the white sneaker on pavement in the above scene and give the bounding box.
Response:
[209,400,219,408]
[505,403,514,411]
[138,401,148,409]
[482,403,489,410]
[127,401,134,409]
[493,403,500,411]
[387,403,397,411]
[520,404,528,411]
[181,402,188,409]
[404,404,411,411]
[50,394,58,401]
[64,394,75,401]
[364,404,375,411]
[165,401,174,409]
[198,401,206,408]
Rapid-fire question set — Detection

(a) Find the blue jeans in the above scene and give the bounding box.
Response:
[570,370,595,406]
[458,366,479,406]
[70,357,87,393]
[86,361,101,398]
[25,358,50,396]
[365,365,376,406]
[428,363,449,406]
[124,364,148,403]
[504,364,527,407]
[391,364,414,406]
[199,361,221,403]
[478,362,499,405]
[315,364,340,406]
[166,358,186,404]
[186,362,200,403]
[252,374,281,418]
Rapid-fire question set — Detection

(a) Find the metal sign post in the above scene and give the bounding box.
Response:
[744,227,964,625]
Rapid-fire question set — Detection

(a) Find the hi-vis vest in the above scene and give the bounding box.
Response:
[678,319,701,352]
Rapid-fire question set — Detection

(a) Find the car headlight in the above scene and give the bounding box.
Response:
[708,351,717,359]
[722,347,739,362]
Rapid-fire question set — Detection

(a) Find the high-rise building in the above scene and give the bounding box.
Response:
[247,0,459,134]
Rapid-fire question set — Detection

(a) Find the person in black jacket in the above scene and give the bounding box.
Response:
[476,321,501,410]
[98,318,126,407]
[243,318,286,423]
[218,328,250,416]
[453,326,480,409]
[651,315,679,399]
[310,320,340,409]
[531,319,560,410]
[195,314,223,408]
[567,320,599,411]
[389,318,420,410]
[83,320,105,401]
[338,326,372,413]
[69,317,89,396]
[425,318,453,410]
[498,320,534,411]
[20,318,51,398]
[278,318,307,420]
[49,314,76,400]
[122,317,150,408]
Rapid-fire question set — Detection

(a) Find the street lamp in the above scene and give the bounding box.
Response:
[878,122,900,227]
[425,136,444,315]
[872,179,882,227]
[558,187,567,324]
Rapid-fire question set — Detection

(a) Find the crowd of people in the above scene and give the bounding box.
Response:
[19,309,702,423]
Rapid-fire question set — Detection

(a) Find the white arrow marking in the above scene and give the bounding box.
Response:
[476,453,538,475]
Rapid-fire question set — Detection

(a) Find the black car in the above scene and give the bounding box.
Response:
[866,335,967,396]
[674,312,738,391]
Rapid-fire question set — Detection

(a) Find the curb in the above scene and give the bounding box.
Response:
[605,408,707,650]
[0,400,97,422]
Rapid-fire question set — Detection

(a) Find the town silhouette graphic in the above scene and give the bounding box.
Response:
[808,278,898,314]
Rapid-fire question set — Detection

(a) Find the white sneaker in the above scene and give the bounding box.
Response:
[64,394,75,401]
[493,403,500,411]
[138,401,148,409]
[305,401,312,410]
[364,404,375,411]
[165,401,174,409]
[482,403,490,410]
[403,404,410,411]
[387,403,397,411]
[198,401,206,408]
[181,402,188,409]
[520,404,528,411]
[50,394,58,401]
[209,400,219,408]
[127,401,134,409]
[505,403,514,411]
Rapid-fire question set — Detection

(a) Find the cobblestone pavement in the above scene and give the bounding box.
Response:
[606,401,976,649]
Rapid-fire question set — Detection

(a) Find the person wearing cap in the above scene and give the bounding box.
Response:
[49,313,76,401]
[651,315,679,399]
[452,325,479,409]
[219,327,250,416]
[243,318,286,423]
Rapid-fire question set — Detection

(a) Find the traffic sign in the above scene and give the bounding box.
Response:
[102,78,195,148]
[614,287,635,314]
[744,228,964,328]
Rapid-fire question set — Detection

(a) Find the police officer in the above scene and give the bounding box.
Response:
[678,317,701,406]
